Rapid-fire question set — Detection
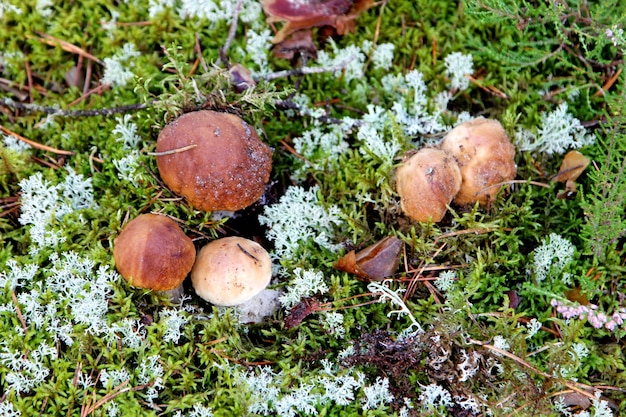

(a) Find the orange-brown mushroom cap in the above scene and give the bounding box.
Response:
[395,148,462,223]
[113,214,196,291]
[441,118,517,207]
[156,110,273,212]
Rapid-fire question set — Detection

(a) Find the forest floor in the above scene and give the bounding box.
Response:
[0,0,625,416]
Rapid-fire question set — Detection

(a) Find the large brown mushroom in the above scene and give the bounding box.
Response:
[156,110,273,212]
[395,148,462,222]
[440,118,516,206]
[191,237,272,307]
[113,213,196,291]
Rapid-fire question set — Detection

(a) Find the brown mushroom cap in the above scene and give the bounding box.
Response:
[191,237,272,307]
[440,118,517,206]
[395,148,462,223]
[156,110,273,212]
[113,214,196,291]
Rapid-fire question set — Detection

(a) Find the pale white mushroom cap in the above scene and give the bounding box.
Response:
[191,236,272,306]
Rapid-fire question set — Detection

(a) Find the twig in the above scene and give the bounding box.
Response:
[25,58,34,103]
[468,338,597,401]
[279,139,315,167]
[474,179,551,198]
[403,263,468,275]
[0,125,74,155]
[466,74,508,99]
[404,242,447,301]
[67,84,109,108]
[362,0,387,74]
[434,227,502,242]
[29,32,103,65]
[80,380,143,417]
[146,144,197,156]
[11,291,28,333]
[83,57,93,96]
[195,33,210,73]
[594,67,622,97]
[218,0,244,66]
[255,57,356,82]
[0,97,150,117]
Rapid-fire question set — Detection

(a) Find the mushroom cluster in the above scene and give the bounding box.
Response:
[112,110,276,312]
[395,118,517,222]
[156,110,273,212]
[113,215,273,308]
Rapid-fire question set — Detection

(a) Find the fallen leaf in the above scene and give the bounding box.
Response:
[284,297,321,328]
[506,290,520,310]
[558,392,591,410]
[565,287,589,305]
[272,29,318,60]
[229,63,256,92]
[551,150,590,200]
[263,0,375,44]
[335,236,403,281]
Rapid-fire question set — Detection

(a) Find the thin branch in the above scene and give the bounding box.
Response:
[0,125,74,155]
[434,227,503,242]
[195,33,210,73]
[11,291,28,333]
[1,97,150,117]
[218,0,244,66]
[468,338,598,401]
[474,179,551,198]
[147,144,197,156]
[29,31,104,65]
[255,57,356,82]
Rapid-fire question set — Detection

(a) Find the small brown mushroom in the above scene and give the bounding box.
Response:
[113,214,196,291]
[395,148,462,222]
[191,237,272,306]
[440,118,517,206]
[156,110,273,212]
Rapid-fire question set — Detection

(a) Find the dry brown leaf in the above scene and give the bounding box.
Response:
[272,29,318,60]
[551,150,590,183]
[551,150,590,199]
[335,236,403,281]
[263,0,375,44]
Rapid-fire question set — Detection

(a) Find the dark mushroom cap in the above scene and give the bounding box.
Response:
[441,118,517,206]
[113,214,195,291]
[395,148,462,223]
[156,110,273,212]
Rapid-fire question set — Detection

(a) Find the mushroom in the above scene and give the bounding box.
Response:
[113,213,196,291]
[191,236,272,306]
[156,110,273,212]
[395,148,462,222]
[440,118,517,206]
